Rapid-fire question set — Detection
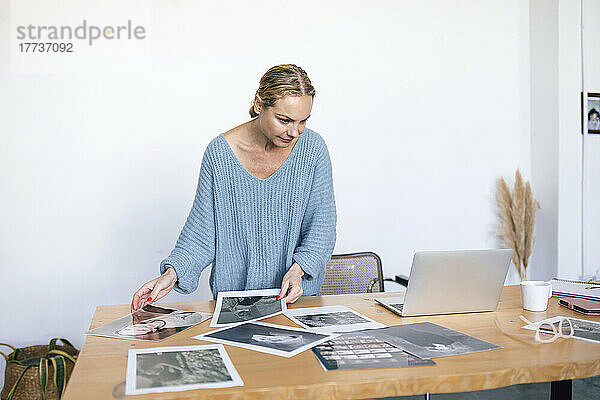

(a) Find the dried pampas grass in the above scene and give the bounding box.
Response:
[496,170,540,280]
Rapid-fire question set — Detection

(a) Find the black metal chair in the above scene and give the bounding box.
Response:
[320,251,407,295]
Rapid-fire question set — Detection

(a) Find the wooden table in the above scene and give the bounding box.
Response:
[62,286,600,399]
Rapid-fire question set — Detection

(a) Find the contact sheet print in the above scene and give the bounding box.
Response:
[313,332,436,371]
[313,321,502,371]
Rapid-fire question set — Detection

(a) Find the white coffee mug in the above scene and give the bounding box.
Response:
[520,280,552,312]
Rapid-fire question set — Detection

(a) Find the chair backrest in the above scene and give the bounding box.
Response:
[320,252,384,295]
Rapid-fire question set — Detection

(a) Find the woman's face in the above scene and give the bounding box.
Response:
[117,319,165,336]
[251,334,303,344]
[256,95,313,148]
[154,311,205,328]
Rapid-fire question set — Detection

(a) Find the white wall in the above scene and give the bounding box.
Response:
[527,0,600,283]
[0,0,534,389]
[582,0,600,279]
[555,0,583,281]
[529,0,559,281]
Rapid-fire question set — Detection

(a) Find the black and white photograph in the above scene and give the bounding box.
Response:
[376,322,501,359]
[522,316,600,344]
[195,321,339,357]
[86,304,212,341]
[210,289,286,327]
[586,93,600,133]
[285,305,386,333]
[312,332,436,371]
[125,344,243,395]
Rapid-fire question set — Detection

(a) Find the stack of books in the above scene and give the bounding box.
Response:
[551,278,600,301]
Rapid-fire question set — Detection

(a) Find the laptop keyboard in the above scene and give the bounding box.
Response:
[390,303,404,312]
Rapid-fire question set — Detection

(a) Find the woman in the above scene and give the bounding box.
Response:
[589,108,600,131]
[132,64,337,312]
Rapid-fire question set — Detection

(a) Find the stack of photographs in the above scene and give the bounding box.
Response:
[86,304,212,341]
[284,305,386,333]
[197,291,344,358]
[312,332,436,371]
[195,321,339,358]
[312,321,501,371]
[125,344,242,395]
[211,289,286,327]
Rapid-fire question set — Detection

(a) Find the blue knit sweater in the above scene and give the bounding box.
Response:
[160,128,337,299]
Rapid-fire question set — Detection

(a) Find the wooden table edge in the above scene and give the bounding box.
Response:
[62,286,600,399]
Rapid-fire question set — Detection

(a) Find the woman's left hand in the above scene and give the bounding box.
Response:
[278,263,304,303]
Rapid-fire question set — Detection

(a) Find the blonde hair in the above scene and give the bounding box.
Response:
[249,64,315,118]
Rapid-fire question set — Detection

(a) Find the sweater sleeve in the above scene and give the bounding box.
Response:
[160,147,216,294]
[292,143,337,280]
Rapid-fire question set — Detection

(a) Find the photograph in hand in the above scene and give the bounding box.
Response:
[210,289,286,327]
[87,304,212,341]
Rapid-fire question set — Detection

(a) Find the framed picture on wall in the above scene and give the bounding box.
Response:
[585,93,600,134]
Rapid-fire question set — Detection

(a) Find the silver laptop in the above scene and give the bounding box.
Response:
[375,249,512,317]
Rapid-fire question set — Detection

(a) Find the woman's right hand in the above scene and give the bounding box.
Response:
[131,267,178,313]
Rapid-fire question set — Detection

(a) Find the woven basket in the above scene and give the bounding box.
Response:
[0,343,79,400]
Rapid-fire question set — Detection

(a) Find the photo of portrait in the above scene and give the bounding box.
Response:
[375,322,501,359]
[87,304,212,341]
[525,316,600,344]
[586,93,600,133]
[125,344,243,395]
[296,311,367,326]
[210,289,286,327]
[548,318,600,342]
[284,305,386,333]
[312,332,435,371]
[196,321,338,357]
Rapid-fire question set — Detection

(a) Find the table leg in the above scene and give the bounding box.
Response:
[550,379,572,400]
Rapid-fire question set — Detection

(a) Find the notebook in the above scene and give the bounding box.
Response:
[551,279,600,302]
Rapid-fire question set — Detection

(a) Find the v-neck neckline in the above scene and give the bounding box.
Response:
[219,132,304,182]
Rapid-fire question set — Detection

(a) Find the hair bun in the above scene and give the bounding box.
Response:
[249,64,315,117]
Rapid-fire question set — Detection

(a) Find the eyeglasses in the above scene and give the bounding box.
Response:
[495,316,574,344]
